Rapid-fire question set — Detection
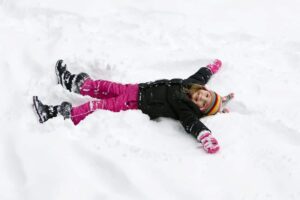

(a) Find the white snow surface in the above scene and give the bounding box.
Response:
[1,0,300,199]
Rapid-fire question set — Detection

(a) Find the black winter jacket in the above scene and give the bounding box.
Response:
[138,67,213,139]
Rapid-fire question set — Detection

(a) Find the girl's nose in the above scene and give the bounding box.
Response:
[203,95,209,101]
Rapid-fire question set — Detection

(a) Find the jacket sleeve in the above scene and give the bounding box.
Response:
[183,67,212,85]
[178,104,211,139]
[169,93,211,139]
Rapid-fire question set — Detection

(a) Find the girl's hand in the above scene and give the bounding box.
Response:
[207,59,222,74]
[197,131,220,154]
[222,93,234,104]
[220,93,234,113]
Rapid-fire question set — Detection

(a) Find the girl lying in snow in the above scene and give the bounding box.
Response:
[33,59,234,154]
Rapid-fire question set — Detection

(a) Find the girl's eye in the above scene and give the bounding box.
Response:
[206,94,209,97]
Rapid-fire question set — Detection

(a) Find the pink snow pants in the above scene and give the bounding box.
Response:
[71,79,139,125]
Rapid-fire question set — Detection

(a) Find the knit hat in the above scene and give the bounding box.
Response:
[202,91,222,116]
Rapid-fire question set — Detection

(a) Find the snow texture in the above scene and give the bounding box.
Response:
[1,0,300,199]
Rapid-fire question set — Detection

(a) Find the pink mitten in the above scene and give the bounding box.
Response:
[197,131,220,154]
[222,93,234,104]
[207,59,222,74]
[220,92,235,113]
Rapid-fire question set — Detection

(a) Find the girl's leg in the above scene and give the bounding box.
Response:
[71,84,139,125]
[55,60,137,99]
[33,96,72,123]
[79,79,137,99]
[56,60,90,94]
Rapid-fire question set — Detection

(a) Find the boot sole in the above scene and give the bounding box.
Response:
[55,59,63,84]
[33,96,44,123]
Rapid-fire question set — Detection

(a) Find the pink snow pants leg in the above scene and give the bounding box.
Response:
[71,79,139,125]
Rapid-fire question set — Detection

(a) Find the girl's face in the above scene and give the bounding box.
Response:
[191,89,212,110]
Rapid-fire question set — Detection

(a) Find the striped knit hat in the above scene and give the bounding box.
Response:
[202,91,222,116]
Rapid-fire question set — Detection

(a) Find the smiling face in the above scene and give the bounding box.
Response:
[191,89,212,110]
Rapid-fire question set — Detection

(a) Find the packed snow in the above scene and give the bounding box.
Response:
[1,0,300,199]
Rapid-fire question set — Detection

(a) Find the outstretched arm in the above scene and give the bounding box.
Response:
[184,67,212,85]
[183,59,222,85]
[168,95,220,154]
[178,107,220,154]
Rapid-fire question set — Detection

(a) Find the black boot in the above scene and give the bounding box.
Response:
[55,59,90,93]
[33,96,72,123]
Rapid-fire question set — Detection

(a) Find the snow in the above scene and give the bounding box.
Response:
[1,0,300,199]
